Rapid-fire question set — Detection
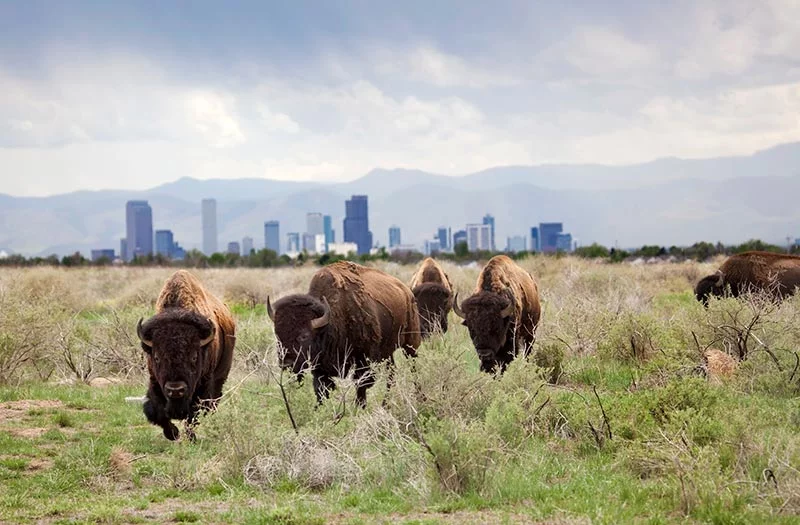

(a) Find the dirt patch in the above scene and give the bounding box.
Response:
[331,511,589,524]
[128,500,231,522]
[26,458,54,471]
[0,400,64,423]
[8,427,48,438]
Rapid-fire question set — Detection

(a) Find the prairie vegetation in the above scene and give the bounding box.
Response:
[2,257,800,523]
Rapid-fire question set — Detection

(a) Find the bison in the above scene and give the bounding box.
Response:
[136,270,236,440]
[694,251,800,306]
[267,261,421,407]
[409,257,454,336]
[453,255,541,373]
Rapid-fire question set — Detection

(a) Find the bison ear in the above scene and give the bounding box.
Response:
[137,317,153,353]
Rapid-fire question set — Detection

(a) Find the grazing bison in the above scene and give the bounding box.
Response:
[453,255,541,373]
[409,257,454,336]
[694,251,800,306]
[267,261,421,406]
[137,270,236,440]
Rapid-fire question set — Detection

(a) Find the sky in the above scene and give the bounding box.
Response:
[1,0,799,197]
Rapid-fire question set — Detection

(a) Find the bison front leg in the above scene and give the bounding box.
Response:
[312,374,336,405]
[143,381,179,441]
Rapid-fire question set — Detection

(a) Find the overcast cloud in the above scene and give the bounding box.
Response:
[1,0,799,196]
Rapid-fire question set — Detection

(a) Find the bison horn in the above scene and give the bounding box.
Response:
[452,292,465,318]
[136,317,152,348]
[200,320,216,347]
[500,302,514,318]
[266,296,275,322]
[715,271,724,287]
[311,297,331,330]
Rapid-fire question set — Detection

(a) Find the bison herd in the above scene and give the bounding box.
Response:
[136,250,800,440]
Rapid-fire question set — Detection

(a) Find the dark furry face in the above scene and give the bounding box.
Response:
[139,311,213,419]
[460,293,513,359]
[413,284,452,336]
[271,295,328,375]
[695,275,724,306]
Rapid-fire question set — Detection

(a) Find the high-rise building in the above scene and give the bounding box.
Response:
[556,233,573,253]
[201,199,218,255]
[242,236,254,256]
[343,195,372,255]
[453,229,467,249]
[466,223,492,251]
[307,212,324,234]
[120,238,127,261]
[286,232,300,253]
[125,200,153,261]
[424,239,441,255]
[483,214,496,251]
[264,220,280,254]
[539,223,563,253]
[227,241,241,255]
[323,215,334,251]
[155,230,174,257]
[172,242,186,260]
[91,249,115,262]
[302,233,325,254]
[389,225,401,248]
[506,236,527,253]
[530,227,540,253]
[437,227,451,251]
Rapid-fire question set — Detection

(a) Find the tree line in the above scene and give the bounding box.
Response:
[0,239,797,268]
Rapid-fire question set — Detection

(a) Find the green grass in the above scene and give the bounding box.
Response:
[3,262,800,523]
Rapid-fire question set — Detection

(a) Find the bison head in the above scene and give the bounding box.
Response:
[453,291,514,365]
[412,283,453,336]
[695,271,725,306]
[267,294,330,375]
[137,310,215,419]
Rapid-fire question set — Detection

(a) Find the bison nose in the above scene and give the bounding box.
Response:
[164,381,188,399]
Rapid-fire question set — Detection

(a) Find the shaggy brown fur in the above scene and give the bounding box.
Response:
[695,251,800,305]
[269,261,421,406]
[409,257,454,336]
[138,270,236,440]
[455,255,541,373]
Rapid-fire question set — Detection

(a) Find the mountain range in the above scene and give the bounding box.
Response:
[2,142,800,256]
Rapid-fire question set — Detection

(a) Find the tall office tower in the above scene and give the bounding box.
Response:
[201,198,218,255]
[343,195,372,255]
[530,227,540,252]
[155,229,174,257]
[323,215,334,251]
[125,200,153,261]
[466,223,492,251]
[242,236,254,256]
[264,220,280,254]
[482,214,496,251]
[539,223,563,253]
[388,225,401,248]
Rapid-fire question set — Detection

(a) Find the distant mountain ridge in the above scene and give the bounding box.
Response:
[2,142,800,256]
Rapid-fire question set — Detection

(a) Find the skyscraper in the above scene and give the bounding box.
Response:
[530,227,540,253]
[388,225,401,248]
[323,215,334,251]
[264,221,280,254]
[227,241,241,255]
[155,230,174,257]
[120,238,127,261]
[125,200,153,261]
[306,212,324,236]
[482,214,496,251]
[506,236,527,253]
[286,232,300,253]
[452,229,467,249]
[556,233,573,253]
[91,249,115,262]
[466,223,492,251]
[242,236,254,256]
[201,199,218,255]
[343,195,372,255]
[539,223,563,253]
[436,227,451,251]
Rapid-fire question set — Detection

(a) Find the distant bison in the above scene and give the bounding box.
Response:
[409,257,454,336]
[137,270,236,440]
[694,251,800,306]
[454,255,541,373]
[267,261,421,406]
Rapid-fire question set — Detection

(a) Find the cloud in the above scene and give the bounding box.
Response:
[185,91,245,147]
[550,26,657,77]
[257,104,301,134]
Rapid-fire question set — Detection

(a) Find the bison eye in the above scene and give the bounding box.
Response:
[153,354,160,364]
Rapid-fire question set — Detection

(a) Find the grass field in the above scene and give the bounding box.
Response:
[2,257,800,524]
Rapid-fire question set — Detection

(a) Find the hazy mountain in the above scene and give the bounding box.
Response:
[2,142,800,256]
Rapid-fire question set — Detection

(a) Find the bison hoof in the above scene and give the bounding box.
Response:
[163,423,180,441]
